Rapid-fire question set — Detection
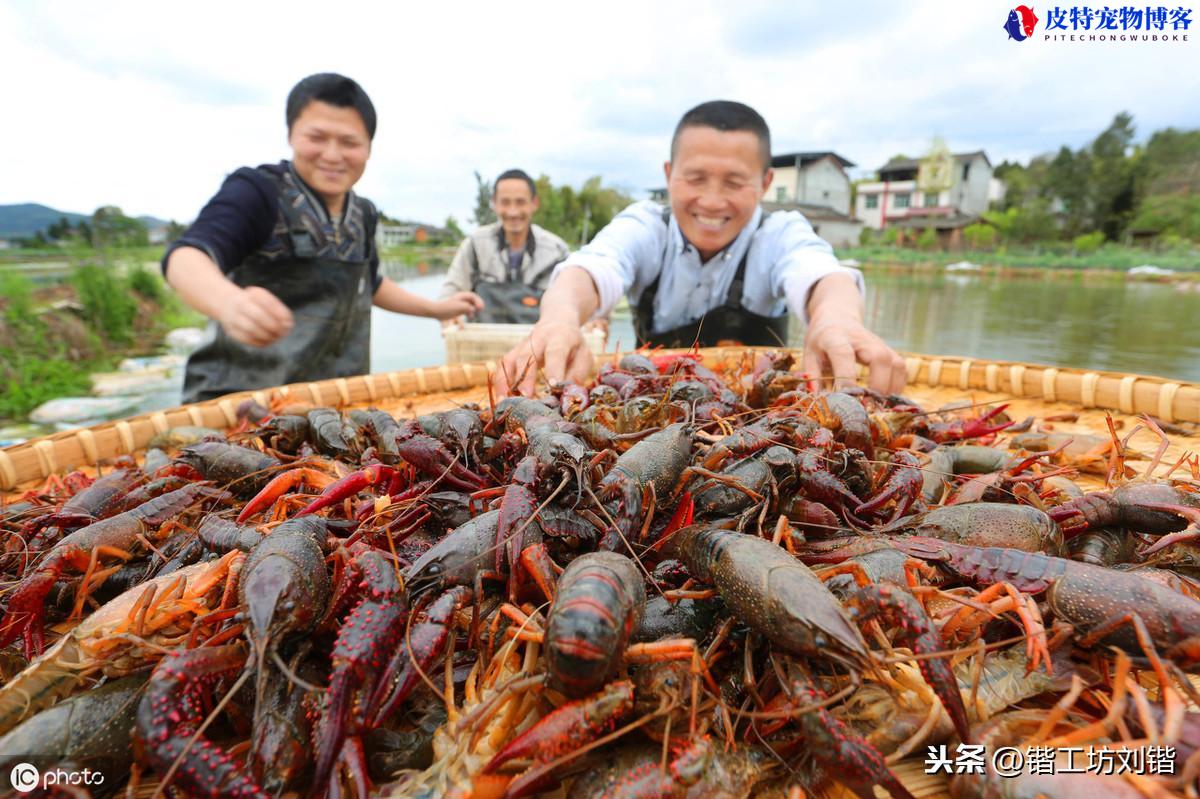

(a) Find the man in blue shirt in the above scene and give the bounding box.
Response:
[496,100,906,396]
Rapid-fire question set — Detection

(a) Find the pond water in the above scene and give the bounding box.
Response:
[372,265,1200,383]
[7,263,1198,444]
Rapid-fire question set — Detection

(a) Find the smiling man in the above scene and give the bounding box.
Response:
[164,73,482,402]
[439,169,570,325]
[496,100,907,396]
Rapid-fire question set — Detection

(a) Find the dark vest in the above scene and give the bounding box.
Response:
[468,236,558,324]
[182,165,377,403]
[632,209,788,348]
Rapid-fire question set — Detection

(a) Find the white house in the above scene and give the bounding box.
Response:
[855,150,998,234]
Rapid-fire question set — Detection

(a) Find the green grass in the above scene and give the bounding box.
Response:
[0,273,39,332]
[72,264,138,345]
[127,264,165,301]
[0,351,95,420]
[158,292,205,329]
[839,242,1200,271]
[0,263,203,422]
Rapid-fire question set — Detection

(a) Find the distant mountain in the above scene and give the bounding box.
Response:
[0,204,172,238]
[136,215,170,230]
[0,203,88,237]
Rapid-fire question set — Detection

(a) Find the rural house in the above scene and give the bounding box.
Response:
[855,145,1006,247]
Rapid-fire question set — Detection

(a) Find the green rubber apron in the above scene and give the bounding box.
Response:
[182,201,372,403]
[632,212,788,348]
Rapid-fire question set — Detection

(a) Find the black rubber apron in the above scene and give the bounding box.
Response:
[469,240,557,324]
[181,200,373,403]
[633,212,788,348]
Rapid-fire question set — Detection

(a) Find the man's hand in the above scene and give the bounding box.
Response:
[217,286,294,347]
[803,312,907,394]
[432,291,484,321]
[495,319,593,396]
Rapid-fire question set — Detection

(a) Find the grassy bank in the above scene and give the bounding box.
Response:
[0,245,164,265]
[839,242,1200,272]
[0,264,201,421]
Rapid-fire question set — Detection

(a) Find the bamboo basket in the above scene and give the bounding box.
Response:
[4,348,1200,799]
[442,322,607,365]
[4,348,1198,494]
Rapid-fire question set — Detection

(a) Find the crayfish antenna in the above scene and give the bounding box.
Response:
[1104,413,1132,487]
[1138,413,1173,479]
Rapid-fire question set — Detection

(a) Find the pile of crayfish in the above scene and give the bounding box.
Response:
[2,348,1200,799]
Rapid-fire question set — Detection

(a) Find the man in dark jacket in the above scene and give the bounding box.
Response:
[164,73,482,402]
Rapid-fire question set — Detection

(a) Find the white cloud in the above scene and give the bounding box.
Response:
[1,0,1196,227]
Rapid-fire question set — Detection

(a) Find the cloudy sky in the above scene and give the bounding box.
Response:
[2,0,1197,227]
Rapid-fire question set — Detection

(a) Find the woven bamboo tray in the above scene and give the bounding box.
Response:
[442,322,607,365]
[4,348,1198,494]
[4,348,1200,798]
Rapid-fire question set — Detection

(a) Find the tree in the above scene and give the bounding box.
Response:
[45,216,73,241]
[532,175,634,245]
[963,222,997,250]
[90,206,148,248]
[1088,112,1138,240]
[1138,127,1200,196]
[992,161,1028,211]
[471,171,495,226]
[444,215,464,240]
[1045,146,1092,236]
[1130,195,1200,240]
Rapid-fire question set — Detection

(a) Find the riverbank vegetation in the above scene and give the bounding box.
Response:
[840,240,1200,272]
[857,115,1200,266]
[0,265,201,421]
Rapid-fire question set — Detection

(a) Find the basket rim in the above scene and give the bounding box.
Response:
[1,347,1197,491]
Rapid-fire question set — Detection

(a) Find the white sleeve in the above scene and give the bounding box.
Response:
[769,212,865,323]
[549,201,664,319]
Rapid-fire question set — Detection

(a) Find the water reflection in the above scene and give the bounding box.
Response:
[863,271,1200,381]
[371,268,1200,382]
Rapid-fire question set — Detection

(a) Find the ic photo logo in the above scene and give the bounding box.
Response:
[6,761,105,793]
[10,763,38,793]
[1004,5,1041,39]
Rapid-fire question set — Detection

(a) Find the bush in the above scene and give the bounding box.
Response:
[858,227,875,246]
[916,228,939,250]
[0,349,92,420]
[126,265,164,301]
[1130,194,1200,240]
[880,227,900,246]
[1072,231,1105,255]
[963,223,997,250]
[72,264,137,345]
[0,273,38,331]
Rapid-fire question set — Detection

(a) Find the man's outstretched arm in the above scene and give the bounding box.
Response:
[494,266,601,396]
[798,273,907,394]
